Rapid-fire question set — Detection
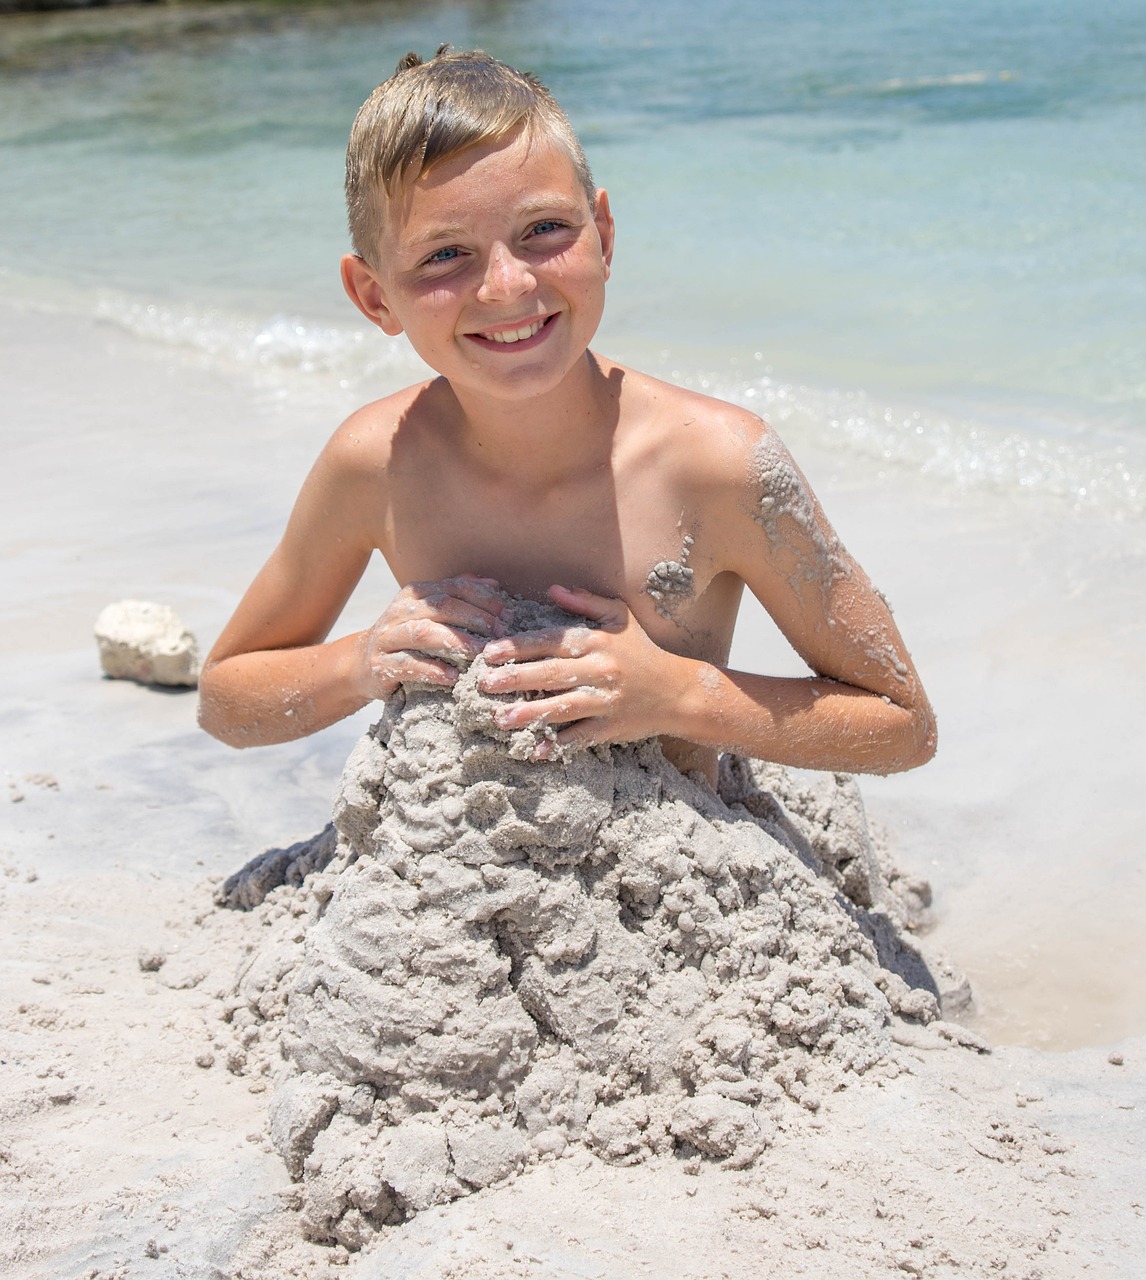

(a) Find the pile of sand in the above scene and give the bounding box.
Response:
[221,604,977,1251]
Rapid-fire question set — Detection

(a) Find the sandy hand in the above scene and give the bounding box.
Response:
[477,584,686,755]
[360,575,509,700]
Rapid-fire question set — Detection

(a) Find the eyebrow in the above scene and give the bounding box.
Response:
[407,194,587,250]
[408,224,469,248]
[518,194,585,217]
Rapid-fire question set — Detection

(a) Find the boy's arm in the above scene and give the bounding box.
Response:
[479,422,936,775]
[198,421,507,747]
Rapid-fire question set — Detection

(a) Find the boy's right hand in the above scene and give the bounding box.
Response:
[359,574,510,699]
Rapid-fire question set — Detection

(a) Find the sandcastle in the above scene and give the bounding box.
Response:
[221,602,965,1251]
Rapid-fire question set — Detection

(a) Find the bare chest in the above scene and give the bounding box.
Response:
[378,464,739,664]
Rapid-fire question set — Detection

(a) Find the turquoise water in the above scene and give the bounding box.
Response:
[2,0,1144,510]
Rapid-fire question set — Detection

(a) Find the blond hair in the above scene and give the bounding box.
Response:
[345,46,595,265]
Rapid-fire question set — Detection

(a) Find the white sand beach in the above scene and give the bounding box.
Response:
[2,299,1145,1278]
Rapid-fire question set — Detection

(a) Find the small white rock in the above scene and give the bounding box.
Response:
[94,600,200,687]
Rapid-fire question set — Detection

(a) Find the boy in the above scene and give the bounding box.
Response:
[198,47,936,788]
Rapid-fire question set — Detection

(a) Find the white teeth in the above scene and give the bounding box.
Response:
[487,320,544,343]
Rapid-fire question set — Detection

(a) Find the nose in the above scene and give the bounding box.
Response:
[476,241,536,303]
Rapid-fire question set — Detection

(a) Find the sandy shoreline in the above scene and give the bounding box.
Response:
[2,299,1145,1276]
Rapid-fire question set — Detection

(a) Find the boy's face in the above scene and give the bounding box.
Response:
[342,127,615,406]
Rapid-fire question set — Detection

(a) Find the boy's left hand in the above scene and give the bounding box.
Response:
[477,584,686,755]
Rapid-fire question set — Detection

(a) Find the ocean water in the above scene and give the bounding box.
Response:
[1,0,1144,514]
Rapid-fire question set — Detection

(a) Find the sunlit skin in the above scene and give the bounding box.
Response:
[198,127,936,784]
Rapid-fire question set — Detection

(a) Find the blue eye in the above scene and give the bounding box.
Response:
[424,246,460,265]
[530,220,564,236]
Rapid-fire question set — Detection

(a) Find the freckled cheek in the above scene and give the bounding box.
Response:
[403,290,465,336]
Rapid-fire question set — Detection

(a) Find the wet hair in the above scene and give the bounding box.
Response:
[345,46,596,265]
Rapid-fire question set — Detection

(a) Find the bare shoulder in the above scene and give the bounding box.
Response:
[297,379,448,528]
[318,379,438,477]
[609,360,842,588]
[269,380,443,573]
[613,362,784,491]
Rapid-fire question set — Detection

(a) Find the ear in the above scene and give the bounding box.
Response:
[340,254,404,336]
[592,189,615,281]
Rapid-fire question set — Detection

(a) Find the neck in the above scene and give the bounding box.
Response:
[440,352,621,489]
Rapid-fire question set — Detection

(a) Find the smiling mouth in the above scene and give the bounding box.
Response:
[474,315,555,344]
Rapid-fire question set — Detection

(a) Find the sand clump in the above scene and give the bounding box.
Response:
[93,598,200,687]
[222,602,970,1252]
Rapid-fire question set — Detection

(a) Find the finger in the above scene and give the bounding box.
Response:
[396,589,508,640]
[369,652,460,691]
[492,687,615,732]
[550,718,611,752]
[547,584,628,628]
[483,624,595,666]
[479,656,587,696]
[436,575,509,617]
[378,619,490,664]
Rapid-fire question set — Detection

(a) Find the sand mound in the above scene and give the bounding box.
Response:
[224,603,968,1251]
